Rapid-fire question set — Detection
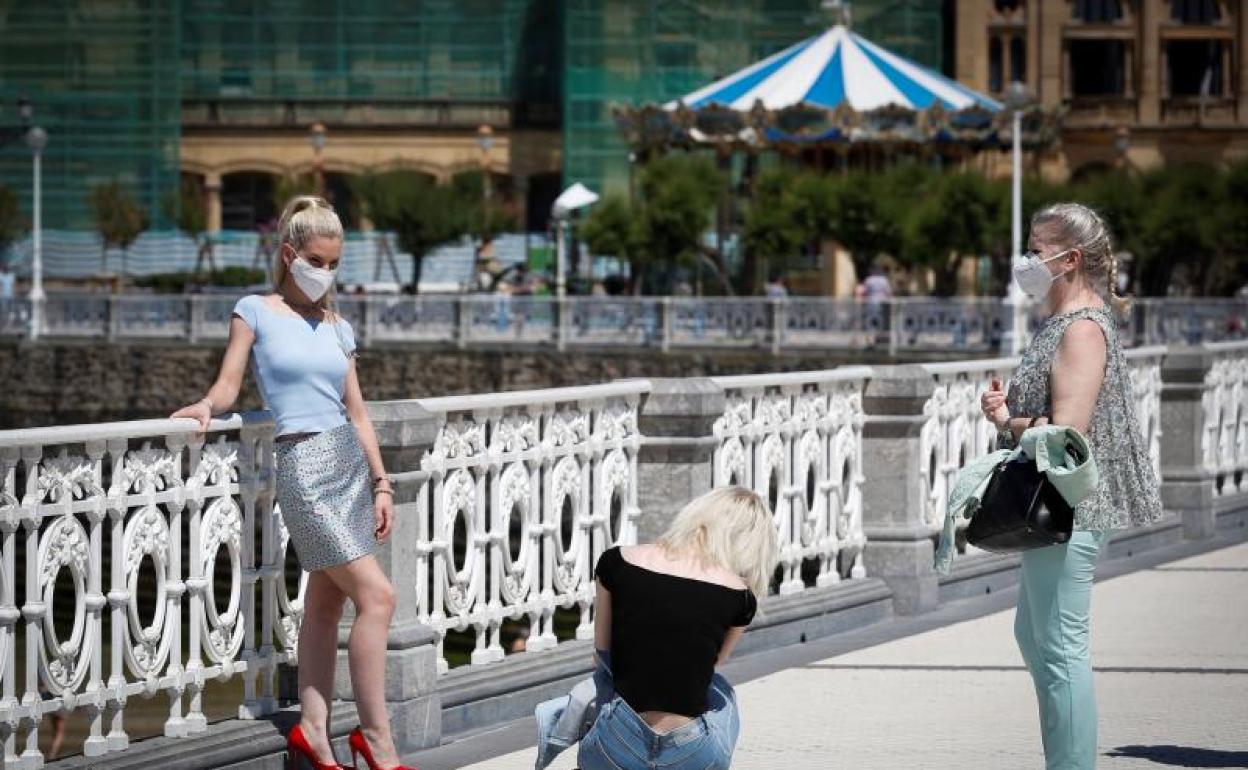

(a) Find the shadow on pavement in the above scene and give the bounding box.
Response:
[1106,745,1248,768]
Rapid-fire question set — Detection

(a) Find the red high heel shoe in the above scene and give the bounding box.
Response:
[348,727,419,770]
[287,723,347,770]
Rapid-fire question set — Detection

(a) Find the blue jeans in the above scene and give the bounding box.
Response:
[577,676,738,770]
[1014,530,1110,770]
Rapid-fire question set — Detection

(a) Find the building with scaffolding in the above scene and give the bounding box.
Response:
[0,0,941,239]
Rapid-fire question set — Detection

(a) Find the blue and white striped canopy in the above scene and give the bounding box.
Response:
[668,25,1000,114]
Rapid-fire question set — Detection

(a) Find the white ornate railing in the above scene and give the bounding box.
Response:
[920,347,1167,561]
[919,358,1019,550]
[710,369,872,594]
[13,294,1246,351]
[0,413,299,767]
[1125,346,1166,480]
[413,382,646,673]
[1201,341,1248,499]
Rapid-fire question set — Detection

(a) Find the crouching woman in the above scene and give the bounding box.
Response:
[579,486,778,770]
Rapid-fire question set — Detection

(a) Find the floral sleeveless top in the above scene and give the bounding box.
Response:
[1004,306,1162,531]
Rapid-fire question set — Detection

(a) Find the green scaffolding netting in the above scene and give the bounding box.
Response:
[563,0,944,197]
[0,1,181,231]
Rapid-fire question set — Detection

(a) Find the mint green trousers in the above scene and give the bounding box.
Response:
[1014,531,1110,770]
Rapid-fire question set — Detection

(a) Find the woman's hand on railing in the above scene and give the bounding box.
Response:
[170,398,213,433]
[981,377,1009,430]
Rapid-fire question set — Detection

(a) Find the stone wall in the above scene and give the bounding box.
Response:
[0,341,898,429]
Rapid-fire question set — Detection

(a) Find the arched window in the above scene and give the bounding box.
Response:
[1074,0,1124,22]
[1171,0,1220,24]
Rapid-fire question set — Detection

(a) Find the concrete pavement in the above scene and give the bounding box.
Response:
[447,541,1248,770]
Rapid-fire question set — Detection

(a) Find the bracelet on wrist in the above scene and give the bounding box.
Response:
[373,488,393,497]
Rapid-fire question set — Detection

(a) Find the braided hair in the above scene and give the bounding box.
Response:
[1030,202,1129,317]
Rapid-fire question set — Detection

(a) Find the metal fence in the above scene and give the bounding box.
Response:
[8,294,1247,353]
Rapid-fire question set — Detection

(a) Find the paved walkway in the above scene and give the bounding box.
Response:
[455,542,1248,770]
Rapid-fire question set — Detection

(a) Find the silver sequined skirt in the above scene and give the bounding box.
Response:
[274,422,377,572]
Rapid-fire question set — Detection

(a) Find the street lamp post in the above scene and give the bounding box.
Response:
[477,124,494,241]
[1004,80,1032,356]
[26,125,47,341]
[308,122,327,197]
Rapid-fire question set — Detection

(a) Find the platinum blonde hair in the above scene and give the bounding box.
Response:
[273,195,344,313]
[658,486,779,598]
[1030,202,1129,316]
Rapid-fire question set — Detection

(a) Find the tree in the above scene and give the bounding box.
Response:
[450,170,522,243]
[1213,160,1248,294]
[88,182,148,276]
[741,168,809,289]
[0,184,25,264]
[581,194,642,284]
[356,171,471,293]
[1135,165,1220,295]
[904,172,1000,296]
[163,176,215,279]
[633,154,727,292]
[273,173,318,210]
[581,155,727,294]
[824,169,903,284]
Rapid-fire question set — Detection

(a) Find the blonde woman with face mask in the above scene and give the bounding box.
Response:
[980,203,1161,769]
[172,197,416,770]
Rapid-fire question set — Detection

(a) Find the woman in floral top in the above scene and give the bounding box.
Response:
[980,203,1162,769]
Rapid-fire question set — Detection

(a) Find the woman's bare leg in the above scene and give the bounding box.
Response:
[323,555,399,766]
[298,569,348,761]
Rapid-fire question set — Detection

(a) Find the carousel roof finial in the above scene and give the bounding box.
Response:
[822,0,852,29]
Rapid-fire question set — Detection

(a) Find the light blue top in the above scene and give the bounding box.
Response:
[232,294,356,437]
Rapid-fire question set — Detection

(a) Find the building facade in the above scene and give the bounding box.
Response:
[0,0,942,234]
[955,0,1248,179]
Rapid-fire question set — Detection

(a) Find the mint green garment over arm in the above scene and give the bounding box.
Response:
[936,426,1098,574]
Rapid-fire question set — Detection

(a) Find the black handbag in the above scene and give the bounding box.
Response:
[965,453,1074,553]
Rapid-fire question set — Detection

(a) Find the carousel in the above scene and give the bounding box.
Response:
[615,22,1061,167]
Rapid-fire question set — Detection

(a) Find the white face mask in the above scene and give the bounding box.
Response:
[289,255,336,302]
[1013,248,1073,299]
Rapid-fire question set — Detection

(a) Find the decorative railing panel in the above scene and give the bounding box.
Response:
[711,369,872,594]
[461,296,555,346]
[671,298,772,349]
[1125,347,1166,479]
[11,294,1248,351]
[413,382,646,673]
[918,359,1018,556]
[0,414,299,767]
[1201,341,1248,499]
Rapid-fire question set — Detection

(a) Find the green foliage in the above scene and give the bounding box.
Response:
[1132,165,1222,295]
[742,168,807,268]
[634,154,725,269]
[449,170,522,241]
[88,181,148,251]
[581,194,640,264]
[163,176,208,239]
[905,172,1001,295]
[0,184,25,261]
[581,154,725,291]
[134,266,266,293]
[355,170,472,291]
[273,173,319,210]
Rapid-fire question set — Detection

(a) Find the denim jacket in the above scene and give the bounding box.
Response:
[534,650,614,770]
